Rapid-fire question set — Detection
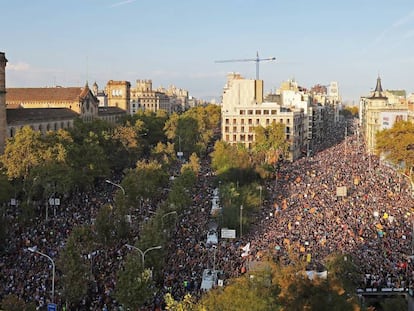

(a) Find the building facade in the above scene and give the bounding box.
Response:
[130,80,170,114]
[0,52,7,153]
[360,76,408,154]
[221,73,305,161]
[6,84,99,121]
[106,80,131,112]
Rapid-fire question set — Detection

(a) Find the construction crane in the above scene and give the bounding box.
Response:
[215,51,276,80]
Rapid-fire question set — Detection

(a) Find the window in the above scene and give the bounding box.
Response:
[225,126,229,133]
[240,110,245,115]
[225,119,230,125]
[271,110,277,115]
[233,119,237,124]
[241,126,245,133]
[240,134,246,141]
[266,119,270,125]
[233,126,237,132]
[248,119,252,125]
[241,119,245,125]
[255,110,261,115]
[248,110,253,115]
[256,119,260,125]
[264,110,269,115]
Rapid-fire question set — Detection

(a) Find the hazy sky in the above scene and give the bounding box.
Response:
[2,0,414,103]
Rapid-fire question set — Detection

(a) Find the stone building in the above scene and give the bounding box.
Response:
[0,52,127,153]
[359,76,408,154]
[105,80,131,112]
[0,52,7,153]
[130,80,170,114]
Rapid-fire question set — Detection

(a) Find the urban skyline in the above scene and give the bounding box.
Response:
[2,0,414,102]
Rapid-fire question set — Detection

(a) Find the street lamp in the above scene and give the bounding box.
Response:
[28,246,55,303]
[125,244,162,268]
[240,205,243,238]
[161,211,178,227]
[257,186,262,208]
[105,179,125,195]
[177,135,183,161]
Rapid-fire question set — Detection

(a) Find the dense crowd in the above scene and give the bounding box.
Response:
[1,118,413,310]
[247,120,414,291]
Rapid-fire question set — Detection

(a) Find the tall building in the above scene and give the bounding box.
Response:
[106,80,131,112]
[221,73,305,161]
[0,52,7,153]
[360,76,408,154]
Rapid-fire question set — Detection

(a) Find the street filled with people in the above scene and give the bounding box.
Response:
[1,119,414,309]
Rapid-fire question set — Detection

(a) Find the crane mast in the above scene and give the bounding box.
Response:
[215,51,276,80]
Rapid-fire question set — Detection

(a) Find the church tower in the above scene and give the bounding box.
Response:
[0,52,7,154]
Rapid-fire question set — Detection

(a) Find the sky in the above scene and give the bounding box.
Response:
[2,0,414,104]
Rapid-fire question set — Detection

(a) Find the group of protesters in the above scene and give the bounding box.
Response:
[246,120,414,292]
[2,117,413,310]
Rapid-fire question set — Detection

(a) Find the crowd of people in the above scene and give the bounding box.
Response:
[248,120,414,292]
[1,118,413,310]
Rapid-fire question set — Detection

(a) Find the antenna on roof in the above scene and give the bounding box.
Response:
[86,56,89,86]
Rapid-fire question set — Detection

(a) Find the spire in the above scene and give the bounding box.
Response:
[370,75,387,99]
[374,76,383,94]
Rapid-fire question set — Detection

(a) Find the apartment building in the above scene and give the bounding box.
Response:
[221,73,305,161]
[128,80,170,114]
[360,76,408,154]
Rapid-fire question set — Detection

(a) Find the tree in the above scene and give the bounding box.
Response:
[0,294,36,311]
[181,152,201,175]
[115,253,157,309]
[151,142,176,167]
[122,160,169,205]
[211,141,253,182]
[59,226,91,306]
[199,261,281,311]
[66,130,109,190]
[0,126,46,180]
[376,120,414,192]
[0,171,12,203]
[164,293,200,311]
[94,204,115,245]
[252,122,289,178]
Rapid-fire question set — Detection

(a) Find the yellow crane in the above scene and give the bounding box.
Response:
[215,51,276,80]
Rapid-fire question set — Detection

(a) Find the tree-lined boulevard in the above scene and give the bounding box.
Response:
[0,105,414,310]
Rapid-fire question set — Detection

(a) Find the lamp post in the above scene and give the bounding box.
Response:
[177,135,183,161]
[240,205,243,238]
[28,246,55,303]
[257,186,262,208]
[161,211,178,227]
[105,179,125,195]
[106,179,132,223]
[125,244,162,268]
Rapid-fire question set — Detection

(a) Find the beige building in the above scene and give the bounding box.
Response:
[7,108,78,138]
[360,76,408,154]
[0,52,7,153]
[105,80,131,112]
[6,84,99,121]
[157,84,189,112]
[130,80,170,114]
[221,73,305,161]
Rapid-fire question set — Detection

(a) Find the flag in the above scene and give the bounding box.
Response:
[241,242,250,257]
